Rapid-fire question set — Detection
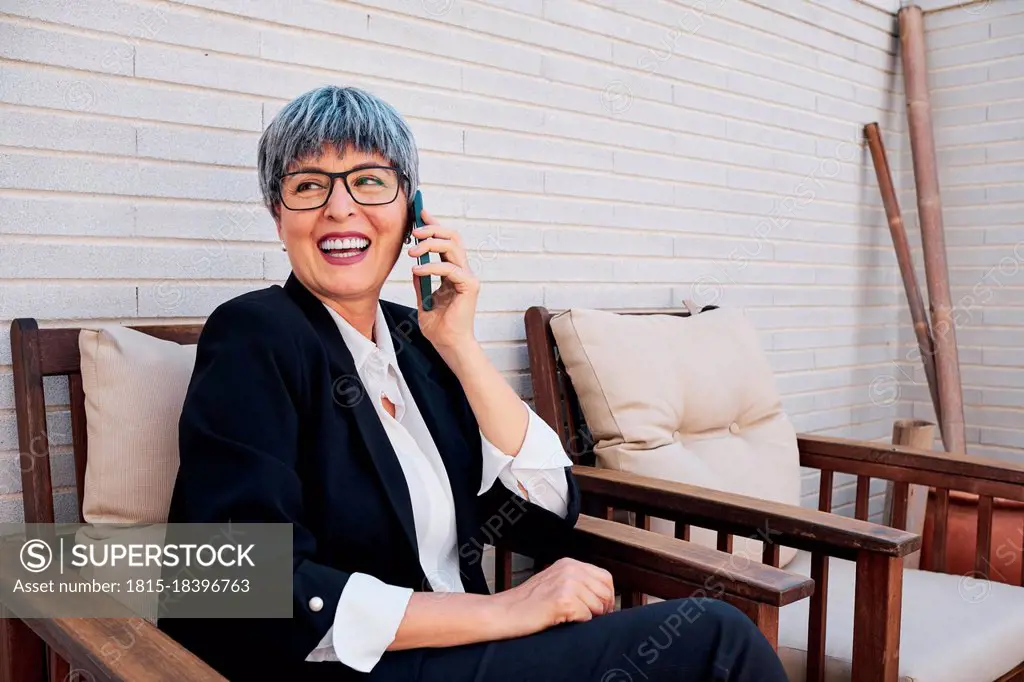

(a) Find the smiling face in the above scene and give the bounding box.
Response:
[276,144,409,306]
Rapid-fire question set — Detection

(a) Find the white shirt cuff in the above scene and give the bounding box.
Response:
[477,401,573,517]
[305,572,413,672]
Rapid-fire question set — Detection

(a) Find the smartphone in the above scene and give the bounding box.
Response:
[411,190,434,311]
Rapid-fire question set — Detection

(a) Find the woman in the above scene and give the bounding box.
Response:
[159,85,787,682]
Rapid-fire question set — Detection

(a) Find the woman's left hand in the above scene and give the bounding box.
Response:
[408,210,480,353]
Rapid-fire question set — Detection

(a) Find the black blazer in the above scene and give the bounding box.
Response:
[157,273,580,681]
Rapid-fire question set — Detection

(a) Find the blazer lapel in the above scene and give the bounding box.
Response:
[381,303,478,552]
[283,274,420,560]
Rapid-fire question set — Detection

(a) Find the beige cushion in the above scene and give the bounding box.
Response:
[74,524,169,623]
[779,550,1024,681]
[549,307,801,568]
[79,325,197,525]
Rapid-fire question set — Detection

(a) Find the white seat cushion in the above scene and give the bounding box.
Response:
[549,307,802,568]
[779,550,1024,682]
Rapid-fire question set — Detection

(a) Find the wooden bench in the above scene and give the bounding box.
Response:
[519,305,1024,682]
[2,317,814,682]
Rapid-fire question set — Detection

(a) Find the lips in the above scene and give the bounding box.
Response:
[317,232,371,266]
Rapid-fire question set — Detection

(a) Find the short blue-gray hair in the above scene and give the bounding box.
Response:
[258,85,419,218]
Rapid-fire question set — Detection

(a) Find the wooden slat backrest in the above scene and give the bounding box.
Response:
[10,318,203,524]
[524,305,706,465]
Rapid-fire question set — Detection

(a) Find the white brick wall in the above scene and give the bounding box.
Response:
[893,0,1024,466]
[0,0,911,522]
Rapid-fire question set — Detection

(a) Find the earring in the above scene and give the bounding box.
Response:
[280,242,287,252]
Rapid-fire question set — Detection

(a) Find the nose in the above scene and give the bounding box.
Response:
[324,177,358,217]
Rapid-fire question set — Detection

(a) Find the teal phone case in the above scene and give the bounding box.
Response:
[412,190,433,311]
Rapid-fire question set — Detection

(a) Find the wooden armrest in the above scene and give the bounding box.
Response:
[573,466,921,561]
[798,434,1024,500]
[1,548,224,681]
[21,617,225,682]
[567,515,814,607]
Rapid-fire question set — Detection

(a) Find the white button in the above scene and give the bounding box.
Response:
[308,596,323,612]
[729,422,741,435]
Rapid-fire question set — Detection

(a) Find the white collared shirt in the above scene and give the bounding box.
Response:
[306,303,573,671]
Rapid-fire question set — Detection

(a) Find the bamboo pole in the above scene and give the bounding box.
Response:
[899,5,967,455]
[864,123,943,438]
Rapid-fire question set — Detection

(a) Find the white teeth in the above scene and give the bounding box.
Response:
[319,237,369,252]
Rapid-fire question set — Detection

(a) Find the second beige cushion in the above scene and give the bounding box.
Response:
[550,307,801,568]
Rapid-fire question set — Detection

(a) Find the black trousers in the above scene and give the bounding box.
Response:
[368,598,788,682]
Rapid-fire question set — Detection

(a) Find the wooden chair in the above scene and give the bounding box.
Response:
[1,317,814,682]
[519,305,1024,682]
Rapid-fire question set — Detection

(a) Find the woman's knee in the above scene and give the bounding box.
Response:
[643,598,752,634]
[652,598,773,659]
[618,598,758,652]
[689,599,755,632]
[696,600,789,675]
[612,599,781,680]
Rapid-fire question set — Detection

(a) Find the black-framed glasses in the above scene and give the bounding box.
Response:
[279,166,408,210]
